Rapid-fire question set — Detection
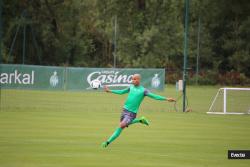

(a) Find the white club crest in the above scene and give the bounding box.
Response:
[151,74,160,88]
[50,71,59,87]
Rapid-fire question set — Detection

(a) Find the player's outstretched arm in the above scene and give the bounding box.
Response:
[146,91,176,102]
[104,85,130,94]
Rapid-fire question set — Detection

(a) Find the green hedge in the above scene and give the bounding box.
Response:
[167,70,250,86]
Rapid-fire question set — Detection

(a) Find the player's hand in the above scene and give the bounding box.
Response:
[167,97,176,102]
[104,85,110,92]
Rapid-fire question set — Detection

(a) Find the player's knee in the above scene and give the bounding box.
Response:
[120,122,127,129]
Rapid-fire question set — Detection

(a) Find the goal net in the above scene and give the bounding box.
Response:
[207,88,250,115]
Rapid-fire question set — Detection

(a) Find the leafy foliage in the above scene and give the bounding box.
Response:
[2,0,250,83]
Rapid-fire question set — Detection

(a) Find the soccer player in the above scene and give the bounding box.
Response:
[101,74,175,148]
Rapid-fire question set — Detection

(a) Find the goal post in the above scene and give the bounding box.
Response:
[207,88,250,115]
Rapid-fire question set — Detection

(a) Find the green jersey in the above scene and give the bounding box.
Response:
[111,85,166,113]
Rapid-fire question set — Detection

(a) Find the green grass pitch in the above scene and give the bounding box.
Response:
[0,85,250,167]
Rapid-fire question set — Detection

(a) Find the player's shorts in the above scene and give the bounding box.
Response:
[120,109,137,126]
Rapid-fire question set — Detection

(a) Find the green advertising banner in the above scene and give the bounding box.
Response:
[0,64,65,90]
[0,64,165,91]
[66,68,165,91]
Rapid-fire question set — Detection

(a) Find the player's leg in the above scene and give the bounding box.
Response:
[130,116,149,126]
[102,120,128,148]
[102,110,139,148]
[102,111,130,148]
[102,126,123,147]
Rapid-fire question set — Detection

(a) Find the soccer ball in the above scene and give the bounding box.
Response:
[90,79,101,89]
